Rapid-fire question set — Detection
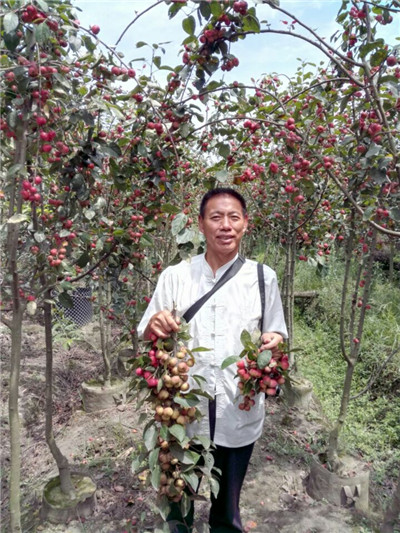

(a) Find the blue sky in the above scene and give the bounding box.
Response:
[74,0,399,84]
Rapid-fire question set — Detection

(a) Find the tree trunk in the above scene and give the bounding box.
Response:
[9,304,23,533]
[7,116,29,533]
[327,360,355,470]
[43,290,75,498]
[381,471,400,533]
[98,273,112,386]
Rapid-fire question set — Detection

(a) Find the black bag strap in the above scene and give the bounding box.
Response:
[258,263,265,331]
[183,255,245,323]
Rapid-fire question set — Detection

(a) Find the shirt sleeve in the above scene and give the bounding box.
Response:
[262,266,288,339]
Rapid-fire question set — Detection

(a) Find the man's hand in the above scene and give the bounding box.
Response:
[260,332,284,360]
[143,310,180,340]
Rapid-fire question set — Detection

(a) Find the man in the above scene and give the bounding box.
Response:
[138,188,288,533]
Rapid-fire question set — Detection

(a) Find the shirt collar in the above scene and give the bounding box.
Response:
[202,253,239,281]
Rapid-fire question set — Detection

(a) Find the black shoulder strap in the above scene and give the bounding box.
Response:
[258,263,265,331]
[183,255,245,323]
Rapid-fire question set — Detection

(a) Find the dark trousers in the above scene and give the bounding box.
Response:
[167,400,254,533]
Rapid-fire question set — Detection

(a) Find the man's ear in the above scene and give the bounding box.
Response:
[198,215,204,234]
[243,214,249,232]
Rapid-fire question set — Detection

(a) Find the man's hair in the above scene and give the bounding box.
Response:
[199,188,247,218]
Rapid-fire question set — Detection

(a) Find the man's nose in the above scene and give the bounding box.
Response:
[220,216,231,229]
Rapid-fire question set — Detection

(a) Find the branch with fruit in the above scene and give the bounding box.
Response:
[222,329,290,411]
[129,321,219,523]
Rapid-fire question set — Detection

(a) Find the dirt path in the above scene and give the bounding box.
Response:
[0,322,380,533]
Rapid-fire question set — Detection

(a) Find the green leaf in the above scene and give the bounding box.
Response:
[34,232,46,243]
[36,0,49,12]
[169,424,186,443]
[180,492,192,518]
[69,34,82,52]
[242,14,260,33]
[176,228,195,245]
[139,233,154,247]
[3,31,20,52]
[365,143,381,158]
[217,143,230,158]
[4,13,19,33]
[210,2,223,17]
[6,164,23,178]
[58,292,74,309]
[257,350,271,369]
[359,40,383,60]
[143,424,158,451]
[209,476,220,498]
[136,41,148,48]
[8,213,28,224]
[182,15,196,36]
[174,395,199,408]
[190,347,210,352]
[161,203,181,215]
[182,471,199,492]
[192,435,213,450]
[215,170,229,183]
[35,22,51,44]
[171,213,188,235]
[151,465,161,490]
[240,329,252,347]
[76,252,90,268]
[149,447,159,471]
[390,207,400,221]
[84,209,96,220]
[168,1,185,19]
[221,355,241,370]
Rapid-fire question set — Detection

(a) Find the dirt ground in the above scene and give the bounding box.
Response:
[0,320,390,533]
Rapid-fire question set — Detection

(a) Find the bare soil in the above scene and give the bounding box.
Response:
[0,321,387,533]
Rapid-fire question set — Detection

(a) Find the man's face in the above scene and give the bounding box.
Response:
[198,194,248,261]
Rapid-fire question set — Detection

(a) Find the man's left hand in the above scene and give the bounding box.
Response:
[260,332,284,359]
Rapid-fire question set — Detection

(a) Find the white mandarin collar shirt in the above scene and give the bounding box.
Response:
[138,253,288,448]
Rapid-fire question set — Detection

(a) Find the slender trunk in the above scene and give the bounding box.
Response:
[98,274,111,386]
[9,304,23,533]
[327,360,355,468]
[43,289,76,497]
[328,226,378,470]
[381,471,400,533]
[8,116,29,533]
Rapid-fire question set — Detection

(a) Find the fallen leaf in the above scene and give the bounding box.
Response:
[114,484,125,492]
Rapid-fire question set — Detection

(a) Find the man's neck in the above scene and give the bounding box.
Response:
[205,252,238,276]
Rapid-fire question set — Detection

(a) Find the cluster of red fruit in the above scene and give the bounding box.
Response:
[47,245,68,268]
[135,342,197,426]
[221,56,239,72]
[21,4,46,24]
[232,1,248,15]
[20,177,42,204]
[235,351,289,411]
[132,335,202,502]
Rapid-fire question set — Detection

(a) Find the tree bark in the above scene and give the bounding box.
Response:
[43,290,76,498]
[8,117,29,533]
[381,471,400,533]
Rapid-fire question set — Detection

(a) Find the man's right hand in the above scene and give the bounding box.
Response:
[143,310,180,340]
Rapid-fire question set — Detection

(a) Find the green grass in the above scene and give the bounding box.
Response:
[292,254,400,486]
